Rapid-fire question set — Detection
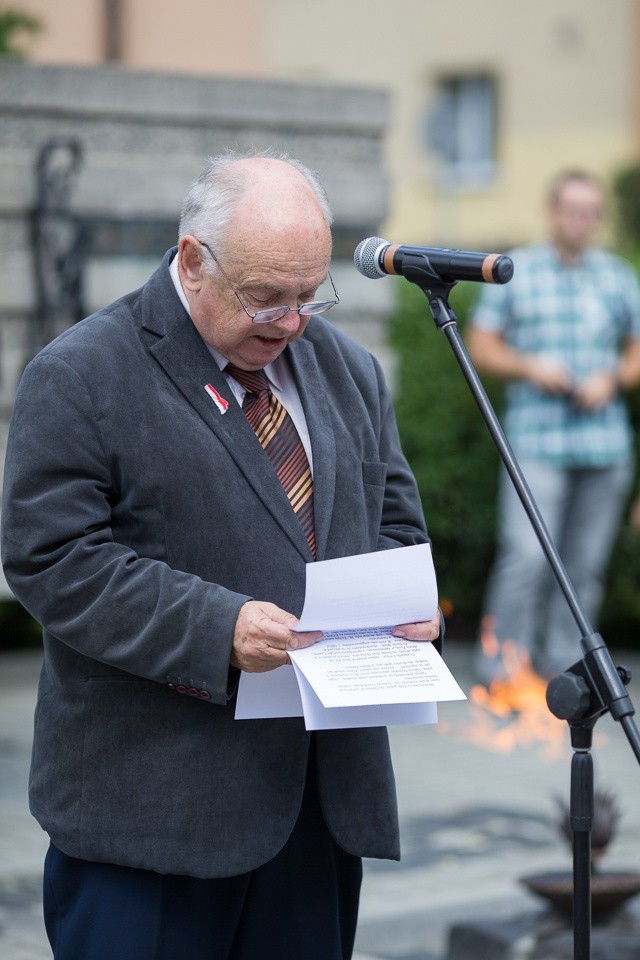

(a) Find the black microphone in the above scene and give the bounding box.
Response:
[354,236,514,285]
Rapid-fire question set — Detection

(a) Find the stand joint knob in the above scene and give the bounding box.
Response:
[546,672,591,722]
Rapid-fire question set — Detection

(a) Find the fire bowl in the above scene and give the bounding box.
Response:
[520,870,640,922]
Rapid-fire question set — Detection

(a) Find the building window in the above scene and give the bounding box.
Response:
[427,73,498,188]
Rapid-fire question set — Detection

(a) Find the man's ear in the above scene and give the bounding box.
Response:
[178,236,205,291]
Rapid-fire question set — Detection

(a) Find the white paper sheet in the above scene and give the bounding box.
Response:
[288,626,465,707]
[290,665,439,730]
[235,664,304,719]
[235,543,466,729]
[234,665,439,730]
[295,542,438,632]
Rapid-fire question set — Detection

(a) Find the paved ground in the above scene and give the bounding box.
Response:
[2,641,640,959]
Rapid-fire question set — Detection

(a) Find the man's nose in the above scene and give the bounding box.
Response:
[273,308,304,331]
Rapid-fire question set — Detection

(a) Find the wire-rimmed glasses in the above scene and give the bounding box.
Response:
[197,240,339,325]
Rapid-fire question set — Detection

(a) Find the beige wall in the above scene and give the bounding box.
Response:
[19,0,264,74]
[266,0,639,248]
[122,0,264,75]
[17,0,640,249]
[18,0,103,64]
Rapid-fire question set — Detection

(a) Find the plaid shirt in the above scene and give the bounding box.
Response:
[471,243,640,466]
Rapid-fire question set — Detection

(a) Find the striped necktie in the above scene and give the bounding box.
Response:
[225,364,316,558]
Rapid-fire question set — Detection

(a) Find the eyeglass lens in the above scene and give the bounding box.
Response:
[251,300,337,324]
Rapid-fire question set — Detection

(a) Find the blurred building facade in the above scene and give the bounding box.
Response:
[0,59,392,597]
[16,0,640,249]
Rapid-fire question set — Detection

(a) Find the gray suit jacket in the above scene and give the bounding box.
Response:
[1,249,433,879]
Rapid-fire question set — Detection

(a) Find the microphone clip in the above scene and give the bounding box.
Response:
[401,253,458,295]
[400,255,459,332]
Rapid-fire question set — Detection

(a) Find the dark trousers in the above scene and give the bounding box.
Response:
[43,759,363,960]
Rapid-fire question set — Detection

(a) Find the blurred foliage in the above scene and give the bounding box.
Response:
[389,252,640,647]
[0,5,41,57]
[591,166,640,647]
[388,280,503,638]
[612,164,640,250]
[599,168,640,644]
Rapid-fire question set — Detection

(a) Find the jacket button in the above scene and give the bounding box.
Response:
[198,690,211,701]
[176,684,188,694]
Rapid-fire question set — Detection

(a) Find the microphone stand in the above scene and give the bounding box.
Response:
[399,255,640,960]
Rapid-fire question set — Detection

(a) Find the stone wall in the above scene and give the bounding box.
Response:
[0,61,394,597]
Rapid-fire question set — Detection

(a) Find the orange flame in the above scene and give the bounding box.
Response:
[438,617,597,761]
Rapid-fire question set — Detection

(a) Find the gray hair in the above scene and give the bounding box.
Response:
[178,148,334,252]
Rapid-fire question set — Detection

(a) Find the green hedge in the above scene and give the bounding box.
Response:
[389,281,501,638]
[388,273,640,647]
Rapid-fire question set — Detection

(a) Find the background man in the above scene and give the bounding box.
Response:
[1,151,441,960]
[467,170,640,683]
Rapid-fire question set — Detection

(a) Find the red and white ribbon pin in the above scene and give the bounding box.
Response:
[204,383,229,414]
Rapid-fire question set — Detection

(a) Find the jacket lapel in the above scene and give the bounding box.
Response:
[287,338,337,562]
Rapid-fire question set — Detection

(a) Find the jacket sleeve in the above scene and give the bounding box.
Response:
[1,353,249,705]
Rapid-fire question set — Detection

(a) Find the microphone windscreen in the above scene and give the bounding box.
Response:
[354,236,388,279]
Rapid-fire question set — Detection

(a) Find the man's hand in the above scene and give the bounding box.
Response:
[571,370,617,411]
[524,356,573,395]
[231,600,323,672]
[466,330,573,395]
[391,608,441,642]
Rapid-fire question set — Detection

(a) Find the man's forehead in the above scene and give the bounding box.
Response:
[554,180,605,208]
[223,215,332,273]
